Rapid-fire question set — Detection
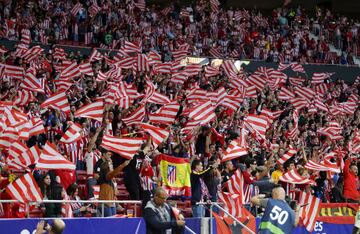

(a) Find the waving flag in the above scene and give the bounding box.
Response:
[40,91,70,114]
[75,100,104,122]
[159,154,191,196]
[100,134,144,160]
[299,191,321,232]
[277,147,297,165]
[304,160,340,173]
[148,102,180,125]
[140,123,169,149]
[6,173,43,203]
[222,140,248,162]
[279,169,315,185]
[218,192,243,217]
[36,143,76,170]
[122,105,145,126]
[244,114,269,140]
[60,122,82,143]
[29,117,45,136]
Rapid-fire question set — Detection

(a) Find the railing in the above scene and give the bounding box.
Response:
[197,202,256,234]
[0,199,142,218]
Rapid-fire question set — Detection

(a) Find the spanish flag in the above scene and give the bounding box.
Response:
[159,154,191,197]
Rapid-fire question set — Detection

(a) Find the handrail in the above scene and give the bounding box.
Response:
[197,202,256,234]
[0,200,142,217]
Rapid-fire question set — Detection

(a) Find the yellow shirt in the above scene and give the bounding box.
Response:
[271,170,283,184]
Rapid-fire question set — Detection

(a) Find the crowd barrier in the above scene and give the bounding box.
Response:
[0,217,354,234]
[1,38,360,84]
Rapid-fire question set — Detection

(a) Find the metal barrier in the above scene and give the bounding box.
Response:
[197,202,256,234]
[0,199,141,218]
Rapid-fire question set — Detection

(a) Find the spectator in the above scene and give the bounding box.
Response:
[98,151,130,217]
[143,187,185,234]
[343,158,360,203]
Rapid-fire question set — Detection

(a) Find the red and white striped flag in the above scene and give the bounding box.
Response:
[14,90,35,106]
[9,145,41,169]
[171,49,188,61]
[187,100,216,124]
[122,105,146,126]
[59,61,81,80]
[22,46,44,62]
[290,63,305,73]
[100,134,144,160]
[60,122,82,144]
[218,192,242,217]
[304,160,340,173]
[244,114,268,140]
[71,2,83,16]
[75,100,104,122]
[279,169,316,185]
[298,191,321,232]
[222,140,248,162]
[204,65,220,78]
[123,41,141,53]
[3,64,25,79]
[147,51,161,65]
[278,86,295,100]
[29,117,45,136]
[36,142,76,170]
[225,170,244,196]
[140,123,170,149]
[154,63,172,74]
[210,0,221,12]
[0,126,18,149]
[317,125,342,141]
[20,68,44,93]
[278,63,291,71]
[209,47,222,58]
[311,72,333,84]
[21,29,31,46]
[40,91,70,114]
[6,173,43,203]
[88,4,101,18]
[89,49,103,62]
[84,32,93,45]
[220,95,243,111]
[148,102,180,125]
[277,146,297,165]
[136,54,150,72]
[294,86,316,101]
[79,62,94,76]
[92,185,100,200]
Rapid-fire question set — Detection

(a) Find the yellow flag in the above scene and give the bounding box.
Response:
[159,154,191,196]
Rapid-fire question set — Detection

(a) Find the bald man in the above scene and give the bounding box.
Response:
[251,186,299,234]
[35,219,66,234]
[143,187,185,234]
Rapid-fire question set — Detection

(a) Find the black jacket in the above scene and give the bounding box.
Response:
[190,167,212,205]
[143,201,184,234]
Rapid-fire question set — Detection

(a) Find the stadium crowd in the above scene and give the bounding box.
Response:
[0,0,359,65]
[0,0,359,220]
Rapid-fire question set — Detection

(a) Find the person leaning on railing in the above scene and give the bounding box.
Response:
[251,185,299,234]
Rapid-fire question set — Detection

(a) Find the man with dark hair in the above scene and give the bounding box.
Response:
[35,219,66,234]
[143,187,185,234]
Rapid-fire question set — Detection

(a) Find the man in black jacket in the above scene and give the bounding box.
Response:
[143,187,185,234]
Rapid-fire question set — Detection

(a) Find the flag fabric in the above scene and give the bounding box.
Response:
[218,192,242,217]
[40,91,70,114]
[298,191,321,232]
[148,102,180,125]
[222,140,248,162]
[60,122,82,144]
[279,169,316,185]
[224,170,244,198]
[277,147,297,165]
[159,154,191,196]
[29,117,45,136]
[304,160,340,173]
[74,100,104,122]
[36,142,76,170]
[100,134,144,160]
[140,123,169,149]
[244,114,268,140]
[122,105,145,126]
[71,2,83,16]
[6,173,43,203]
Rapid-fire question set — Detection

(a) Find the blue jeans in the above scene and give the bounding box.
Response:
[192,204,205,218]
[102,206,116,217]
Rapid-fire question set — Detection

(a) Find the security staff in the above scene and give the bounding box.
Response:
[251,186,299,234]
